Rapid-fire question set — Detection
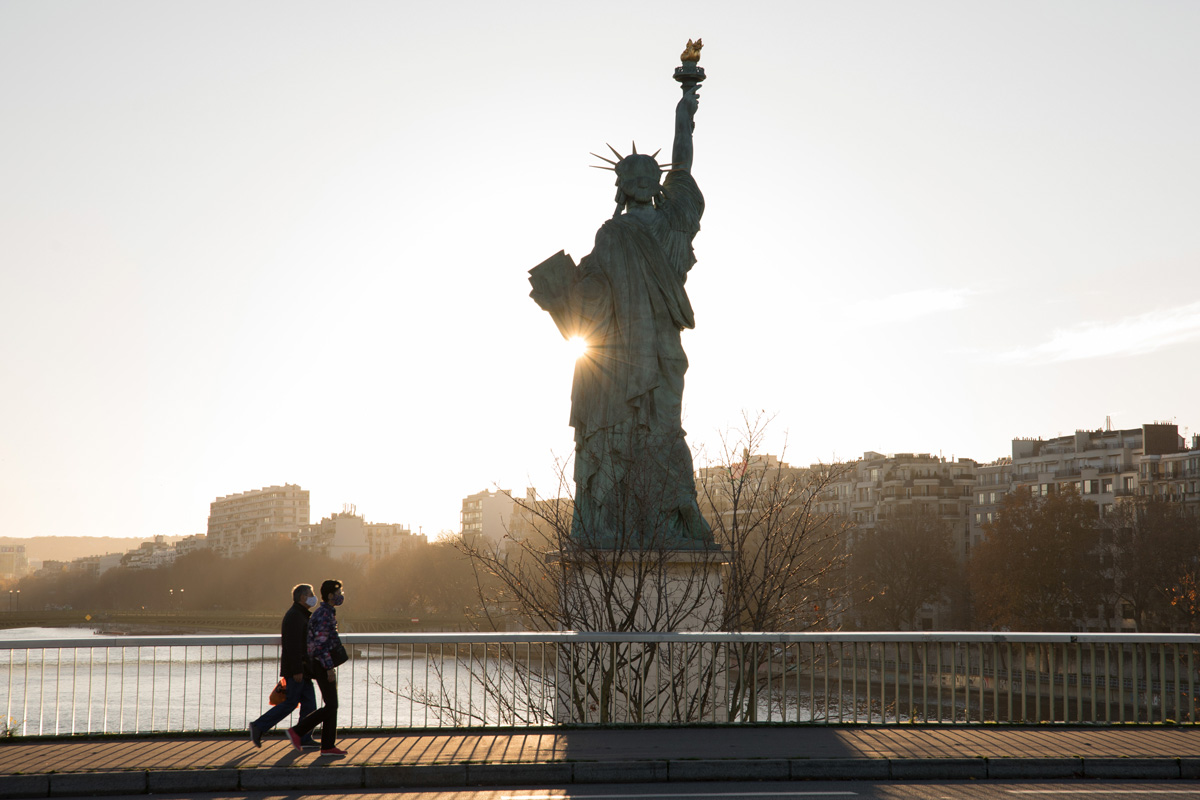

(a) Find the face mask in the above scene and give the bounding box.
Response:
[333,593,344,607]
[305,596,318,608]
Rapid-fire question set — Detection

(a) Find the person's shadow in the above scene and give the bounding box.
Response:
[221,747,304,768]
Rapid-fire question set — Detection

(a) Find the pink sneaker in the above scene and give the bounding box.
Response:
[320,746,348,756]
[286,727,303,752]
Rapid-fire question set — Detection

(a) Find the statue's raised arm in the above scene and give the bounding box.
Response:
[673,84,699,173]
[671,38,704,173]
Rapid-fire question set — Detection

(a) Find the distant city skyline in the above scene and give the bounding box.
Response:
[2,2,1198,540]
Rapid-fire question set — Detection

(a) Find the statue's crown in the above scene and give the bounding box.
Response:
[589,142,682,174]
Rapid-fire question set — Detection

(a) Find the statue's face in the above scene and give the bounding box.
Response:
[615,155,661,204]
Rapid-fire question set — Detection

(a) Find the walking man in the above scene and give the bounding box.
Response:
[248,584,318,748]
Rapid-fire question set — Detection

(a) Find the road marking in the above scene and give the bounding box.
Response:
[501,796,859,800]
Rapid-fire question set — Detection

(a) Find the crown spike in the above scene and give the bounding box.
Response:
[606,143,624,160]
[590,152,619,166]
[589,165,616,171]
[650,148,661,159]
[631,141,638,155]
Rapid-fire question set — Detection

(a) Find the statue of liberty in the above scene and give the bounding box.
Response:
[530,41,714,550]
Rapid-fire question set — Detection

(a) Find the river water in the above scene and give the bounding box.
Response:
[0,627,552,736]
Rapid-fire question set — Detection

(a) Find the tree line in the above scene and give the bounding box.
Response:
[12,538,481,621]
[852,486,1200,632]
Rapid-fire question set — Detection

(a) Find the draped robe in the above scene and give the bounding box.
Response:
[566,170,713,548]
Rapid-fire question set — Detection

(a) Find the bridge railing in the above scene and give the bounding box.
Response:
[1,632,1197,736]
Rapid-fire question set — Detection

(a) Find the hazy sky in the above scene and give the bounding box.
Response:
[2,1,1197,541]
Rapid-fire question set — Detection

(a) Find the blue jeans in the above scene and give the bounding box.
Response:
[252,676,315,735]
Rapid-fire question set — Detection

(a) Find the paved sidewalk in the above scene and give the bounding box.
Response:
[2,727,1200,797]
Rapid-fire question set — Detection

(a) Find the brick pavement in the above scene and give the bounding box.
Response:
[2,727,1199,796]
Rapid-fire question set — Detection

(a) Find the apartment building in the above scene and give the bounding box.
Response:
[814,451,978,559]
[695,454,822,534]
[0,545,28,579]
[299,508,426,561]
[1137,431,1200,516]
[967,423,1190,547]
[506,488,573,549]
[206,484,310,558]
[366,521,426,559]
[174,533,208,557]
[122,535,178,570]
[460,489,516,548]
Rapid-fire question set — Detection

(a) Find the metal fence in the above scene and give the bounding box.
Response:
[1,632,1197,737]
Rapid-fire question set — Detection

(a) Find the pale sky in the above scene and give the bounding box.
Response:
[2,1,1197,541]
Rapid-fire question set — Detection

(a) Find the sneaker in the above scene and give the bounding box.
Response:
[286,727,303,753]
[320,746,348,757]
[301,739,321,750]
[248,723,262,749]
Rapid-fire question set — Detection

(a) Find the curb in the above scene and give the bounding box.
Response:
[0,776,49,800]
[891,758,987,780]
[986,757,1083,779]
[669,759,790,782]
[48,772,147,798]
[1084,757,1181,779]
[790,759,890,781]
[2,756,1197,797]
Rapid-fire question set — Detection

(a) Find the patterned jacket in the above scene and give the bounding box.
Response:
[307,602,342,670]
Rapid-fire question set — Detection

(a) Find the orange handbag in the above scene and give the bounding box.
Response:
[268,677,288,705]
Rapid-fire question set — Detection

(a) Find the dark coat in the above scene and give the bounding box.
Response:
[279,600,312,678]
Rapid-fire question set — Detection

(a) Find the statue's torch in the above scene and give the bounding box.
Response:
[673,38,706,89]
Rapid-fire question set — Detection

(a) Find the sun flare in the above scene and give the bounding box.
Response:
[567,336,588,359]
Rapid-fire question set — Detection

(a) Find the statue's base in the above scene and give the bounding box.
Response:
[553,548,728,723]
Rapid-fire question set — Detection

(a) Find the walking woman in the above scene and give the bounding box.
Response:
[288,579,348,756]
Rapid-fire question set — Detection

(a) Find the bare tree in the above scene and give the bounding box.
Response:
[694,412,853,720]
[1105,497,1200,631]
[446,414,851,724]
[849,509,959,630]
[969,485,1104,631]
[456,437,727,723]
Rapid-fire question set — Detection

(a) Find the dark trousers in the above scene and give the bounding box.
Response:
[292,669,338,749]
[252,676,315,733]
